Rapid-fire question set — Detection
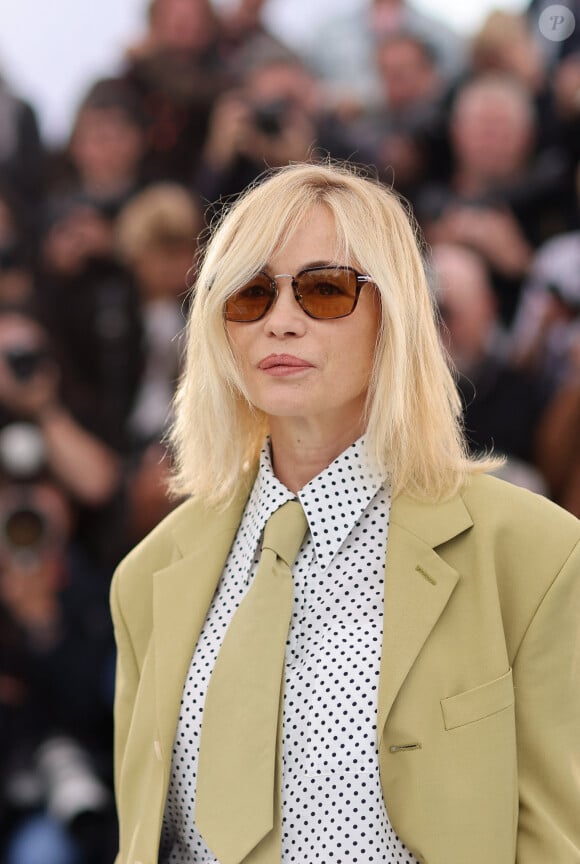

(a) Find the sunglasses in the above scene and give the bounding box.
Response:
[224,265,374,322]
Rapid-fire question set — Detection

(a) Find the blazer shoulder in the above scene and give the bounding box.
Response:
[462,472,580,550]
[390,473,578,555]
[114,496,213,585]
[113,474,254,591]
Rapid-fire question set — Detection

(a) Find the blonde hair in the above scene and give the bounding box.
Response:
[169,161,497,506]
[471,11,530,70]
[116,183,202,262]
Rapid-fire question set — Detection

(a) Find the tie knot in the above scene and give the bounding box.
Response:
[262,500,308,568]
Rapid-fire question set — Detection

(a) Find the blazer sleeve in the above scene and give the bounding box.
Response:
[514,537,580,861]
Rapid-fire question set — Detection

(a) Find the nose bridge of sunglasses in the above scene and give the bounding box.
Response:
[270,273,303,304]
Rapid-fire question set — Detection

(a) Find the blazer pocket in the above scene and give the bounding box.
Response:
[441,668,514,731]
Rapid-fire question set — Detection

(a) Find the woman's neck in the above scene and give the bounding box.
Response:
[268,416,365,492]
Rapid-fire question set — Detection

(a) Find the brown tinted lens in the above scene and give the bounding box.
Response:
[224,274,274,321]
[297,268,358,318]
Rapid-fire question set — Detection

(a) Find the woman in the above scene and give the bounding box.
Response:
[111,162,580,863]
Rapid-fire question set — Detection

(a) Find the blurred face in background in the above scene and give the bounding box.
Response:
[70,107,145,191]
[431,244,497,372]
[132,240,194,301]
[149,0,216,51]
[376,36,440,111]
[450,82,535,183]
[115,185,201,301]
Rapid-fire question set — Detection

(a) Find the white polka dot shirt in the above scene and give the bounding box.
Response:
[159,437,419,864]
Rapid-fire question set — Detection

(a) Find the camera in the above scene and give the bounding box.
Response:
[1,503,48,553]
[252,99,291,137]
[3,346,48,381]
[0,484,67,566]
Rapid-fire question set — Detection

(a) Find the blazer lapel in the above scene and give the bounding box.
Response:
[152,482,253,759]
[377,491,473,737]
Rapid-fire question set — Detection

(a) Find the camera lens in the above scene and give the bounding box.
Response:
[252,99,290,137]
[4,507,46,549]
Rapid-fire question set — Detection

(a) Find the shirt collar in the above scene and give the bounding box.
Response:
[298,436,388,572]
[236,441,296,582]
[238,436,388,579]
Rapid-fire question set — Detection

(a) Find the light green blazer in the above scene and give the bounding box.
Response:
[111,473,580,864]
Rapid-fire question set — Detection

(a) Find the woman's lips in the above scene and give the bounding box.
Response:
[258,354,314,376]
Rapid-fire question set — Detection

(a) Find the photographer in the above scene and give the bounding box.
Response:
[0,482,115,864]
[415,74,571,326]
[47,78,148,223]
[430,242,552,492]
[509,163,580,517]
[119,0,231,185]
[351,31,451,200]
[0,308,121,508]
[195,46,370,205]
[115,183,202,542]
[511,162,580,381]
[0,301,137,573]
[37,197,143,459]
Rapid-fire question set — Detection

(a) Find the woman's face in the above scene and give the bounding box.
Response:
[225,204,381,438]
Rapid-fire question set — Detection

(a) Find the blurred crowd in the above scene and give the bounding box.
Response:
[0,0,579,860]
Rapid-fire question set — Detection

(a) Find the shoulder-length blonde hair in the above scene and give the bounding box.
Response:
[169,161,495,506]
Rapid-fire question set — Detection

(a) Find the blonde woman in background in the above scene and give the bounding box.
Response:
[115,182,202,542]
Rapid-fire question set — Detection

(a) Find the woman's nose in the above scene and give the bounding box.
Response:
[264,278,306,335]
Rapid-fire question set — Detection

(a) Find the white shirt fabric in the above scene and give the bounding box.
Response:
[160,437,419,864]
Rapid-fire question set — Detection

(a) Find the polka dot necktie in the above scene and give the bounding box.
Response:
[196,500,308,864]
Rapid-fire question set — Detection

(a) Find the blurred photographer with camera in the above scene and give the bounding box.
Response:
[119,0,231,186]
[0,300,138,578]
[195,44,371,205]
[0,481,115,864]
[0,308,121,509]
[0,311,120,864]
